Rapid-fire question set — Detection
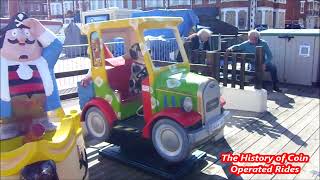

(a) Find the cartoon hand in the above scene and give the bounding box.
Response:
[45,82,54,97]
[0,83,11,102]
[22,18,46,39]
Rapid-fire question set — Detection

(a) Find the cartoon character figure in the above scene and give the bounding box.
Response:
[0,13,63,140]
[92,37,102,67]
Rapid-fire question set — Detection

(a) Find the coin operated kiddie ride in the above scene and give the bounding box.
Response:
[78,17,230,167]
[0,13,88,179]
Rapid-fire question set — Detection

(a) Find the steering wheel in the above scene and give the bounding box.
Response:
[136,67,148,80]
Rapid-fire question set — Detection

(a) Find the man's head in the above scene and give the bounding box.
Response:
[248,29,261,45]
[197,29,212,42]
[0,13,42,62]
[129,43,143,61]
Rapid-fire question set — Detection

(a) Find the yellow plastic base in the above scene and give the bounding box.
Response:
[0,109,83,177]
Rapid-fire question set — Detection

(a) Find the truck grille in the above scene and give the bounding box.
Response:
[202,81,221,123]
[206,97,219,112]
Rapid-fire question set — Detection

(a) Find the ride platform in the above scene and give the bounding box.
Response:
[99,144,206,180]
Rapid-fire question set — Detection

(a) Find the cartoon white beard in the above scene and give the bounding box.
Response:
[1,56,54,102]
[16,64,33,80]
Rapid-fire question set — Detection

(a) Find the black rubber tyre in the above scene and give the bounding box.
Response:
[152,119,191,163]
[85,107,110,142]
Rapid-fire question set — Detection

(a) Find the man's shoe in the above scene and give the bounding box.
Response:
[273,86,282,93]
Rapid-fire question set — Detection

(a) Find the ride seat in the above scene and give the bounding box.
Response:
[105,57,141,103]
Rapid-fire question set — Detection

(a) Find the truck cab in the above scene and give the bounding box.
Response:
[78,17,230,163]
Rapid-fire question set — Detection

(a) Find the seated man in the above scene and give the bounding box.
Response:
[81,43,147,95]
[187,28,212,51]
[177,28,213,62]
[227,30,282,92]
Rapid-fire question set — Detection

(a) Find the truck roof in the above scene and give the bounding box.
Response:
[82,16,183,34]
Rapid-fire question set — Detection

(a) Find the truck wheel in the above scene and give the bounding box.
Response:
[85,107,110,142]
[152,119,191,163]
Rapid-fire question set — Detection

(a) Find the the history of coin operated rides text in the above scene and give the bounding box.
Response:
[220,153,310,176]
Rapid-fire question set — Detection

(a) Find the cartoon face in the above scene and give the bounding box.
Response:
[0,28,42,62]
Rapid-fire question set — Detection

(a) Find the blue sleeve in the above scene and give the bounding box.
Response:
[45,69,62,111]
[42,39,63,69]
[42,39,63,111]
[263,42,273,65]
[231,41,248,52]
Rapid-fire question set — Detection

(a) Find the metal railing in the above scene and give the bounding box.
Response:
[55,39,179,99]
[55,44,89,100]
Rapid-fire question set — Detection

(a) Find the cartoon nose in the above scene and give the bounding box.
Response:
[17,35,26,45]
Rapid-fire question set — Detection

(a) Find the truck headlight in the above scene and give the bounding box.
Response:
[183,97,193,112]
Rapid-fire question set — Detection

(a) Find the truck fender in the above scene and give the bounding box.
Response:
[81,97,117,127]
[142,107,201,139]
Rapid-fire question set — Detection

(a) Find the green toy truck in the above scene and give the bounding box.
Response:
[78,17,230,163]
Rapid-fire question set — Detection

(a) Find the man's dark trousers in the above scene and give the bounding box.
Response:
[265,63,279,87]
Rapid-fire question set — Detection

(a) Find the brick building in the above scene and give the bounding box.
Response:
[0,0,89,20]
[1,0,289,30]
[136,0,286,30]
[86,0,287,30]
[124,0,286,30]
[286,0,319,28]
[1,0,51,19]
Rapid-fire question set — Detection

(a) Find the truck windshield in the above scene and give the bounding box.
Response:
[143,28,185,67]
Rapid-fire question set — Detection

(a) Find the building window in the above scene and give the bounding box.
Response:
[315,1,319,12]
[145,0,163,7]
[308,2,314,11]
[221,11,225,21]
[265,11,273,28]
[136,0,142,9]
[109,0,124,8]
[195,0,202,5]
[64,1,73,12]
[275,0,286,3]
[127,0,132,9]
[300,1,305,14]
[280,12,284,28]
[43,4,47,13]
[30,4,41,12]
[255,10,262,25]
[35,4,41,11]
[98,0,104,8]
[238,10,247,30]
[54,3,62,15]
[208,0,216,4]
[90,1,97,10]
[50,4,55,15]
[225,11,236,26]
[170,0,191,6]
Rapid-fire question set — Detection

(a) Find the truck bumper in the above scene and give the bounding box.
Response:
[188,111,231,146]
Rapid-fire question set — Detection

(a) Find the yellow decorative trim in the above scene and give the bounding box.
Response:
[0,111,82,176]
[81,17,187,86]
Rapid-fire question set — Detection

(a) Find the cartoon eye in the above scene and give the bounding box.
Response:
[24,29,31,37]
[11,30,18,37]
